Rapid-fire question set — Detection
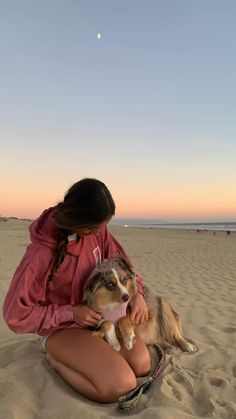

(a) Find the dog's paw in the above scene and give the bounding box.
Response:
[105,324,121,351]
[124,333,136,350]
[112,341,121,351]
[124,339,133,350]
[186,342,198,353]
[108,336,121,351]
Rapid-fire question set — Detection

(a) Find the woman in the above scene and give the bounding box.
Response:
[3,178,150,403]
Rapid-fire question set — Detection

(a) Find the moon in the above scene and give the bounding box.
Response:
[96,33,102,40]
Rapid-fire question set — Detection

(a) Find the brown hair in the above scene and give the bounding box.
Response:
[47,178,115,285]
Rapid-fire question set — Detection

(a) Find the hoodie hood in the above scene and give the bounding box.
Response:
[29,207,59,249]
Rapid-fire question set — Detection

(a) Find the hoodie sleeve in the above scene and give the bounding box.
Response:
[102,227,144,295]
[3,260,74,336]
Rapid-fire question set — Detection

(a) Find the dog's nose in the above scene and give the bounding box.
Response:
[122,294,129,302]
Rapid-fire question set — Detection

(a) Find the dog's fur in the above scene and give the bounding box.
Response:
[83,256,197,353]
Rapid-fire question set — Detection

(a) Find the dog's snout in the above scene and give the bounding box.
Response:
[122,294,129,302]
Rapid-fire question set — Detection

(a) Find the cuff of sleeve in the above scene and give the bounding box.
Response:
[58,305,74,323]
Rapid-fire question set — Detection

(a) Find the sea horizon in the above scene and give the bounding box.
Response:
[111,218,236,232]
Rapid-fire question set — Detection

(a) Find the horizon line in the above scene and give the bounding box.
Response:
[1,215,236,224]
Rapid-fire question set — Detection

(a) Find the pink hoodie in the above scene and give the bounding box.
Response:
[3,207,144,336]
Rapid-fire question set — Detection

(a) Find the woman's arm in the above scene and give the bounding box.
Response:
[2,262,74,336]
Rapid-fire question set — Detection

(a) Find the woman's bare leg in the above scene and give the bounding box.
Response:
[46,352,106,399]
[45,328,139,403]
[46,334,150,399]
[119,335,151,377]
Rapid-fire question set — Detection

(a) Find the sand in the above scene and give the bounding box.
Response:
[0,218,236,419]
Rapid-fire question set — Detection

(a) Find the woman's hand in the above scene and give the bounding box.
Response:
[72,304,102,328]
[129,292,149,325]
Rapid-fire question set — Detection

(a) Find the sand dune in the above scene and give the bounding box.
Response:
[1,219,236,418]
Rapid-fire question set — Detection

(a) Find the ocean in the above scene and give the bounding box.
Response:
[111,218,236,232]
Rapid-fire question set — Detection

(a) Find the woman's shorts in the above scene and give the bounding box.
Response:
[40,333,54,352]
[40,325,81,352]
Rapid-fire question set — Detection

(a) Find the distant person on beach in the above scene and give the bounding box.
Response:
[3,178,150,403]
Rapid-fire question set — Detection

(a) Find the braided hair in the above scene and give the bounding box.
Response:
[47,178,115,287]
[47,229,69,284]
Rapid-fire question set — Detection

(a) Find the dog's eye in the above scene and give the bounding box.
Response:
[105,282,115,290]
[121,275,130,284]
[121,278,128,285]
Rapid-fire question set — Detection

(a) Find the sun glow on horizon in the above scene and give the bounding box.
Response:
[1,191,236,222]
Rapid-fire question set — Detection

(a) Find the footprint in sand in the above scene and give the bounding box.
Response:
[172,373,185,384]
[208,377,227,388]
[222,326,236,333]
[166,371,195,402]
[172,371,194,397]
[215,400,236,418]
[166,378,182,401]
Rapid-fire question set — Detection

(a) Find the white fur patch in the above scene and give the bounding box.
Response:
[123,331,136,350]
[112,268,129,297]
[186,342,198,352]
[105,323,121,351]
[111,268,119,281]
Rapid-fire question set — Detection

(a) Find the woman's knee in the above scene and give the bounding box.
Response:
[99,369,137,403]
[133,350,151,377]
[122,337,151,377]
[127,346,151,377]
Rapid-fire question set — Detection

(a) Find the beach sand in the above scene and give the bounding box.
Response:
[0,218,236,418]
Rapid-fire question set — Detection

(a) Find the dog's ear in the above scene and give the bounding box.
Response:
[83,271,104,302]
[113,255,135,276]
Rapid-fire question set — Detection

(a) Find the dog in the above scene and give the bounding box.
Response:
[83,256,197,353]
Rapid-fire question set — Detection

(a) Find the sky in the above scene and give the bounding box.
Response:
[0,0,236,222]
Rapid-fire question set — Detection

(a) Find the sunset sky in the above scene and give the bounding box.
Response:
[1,1,236,222]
